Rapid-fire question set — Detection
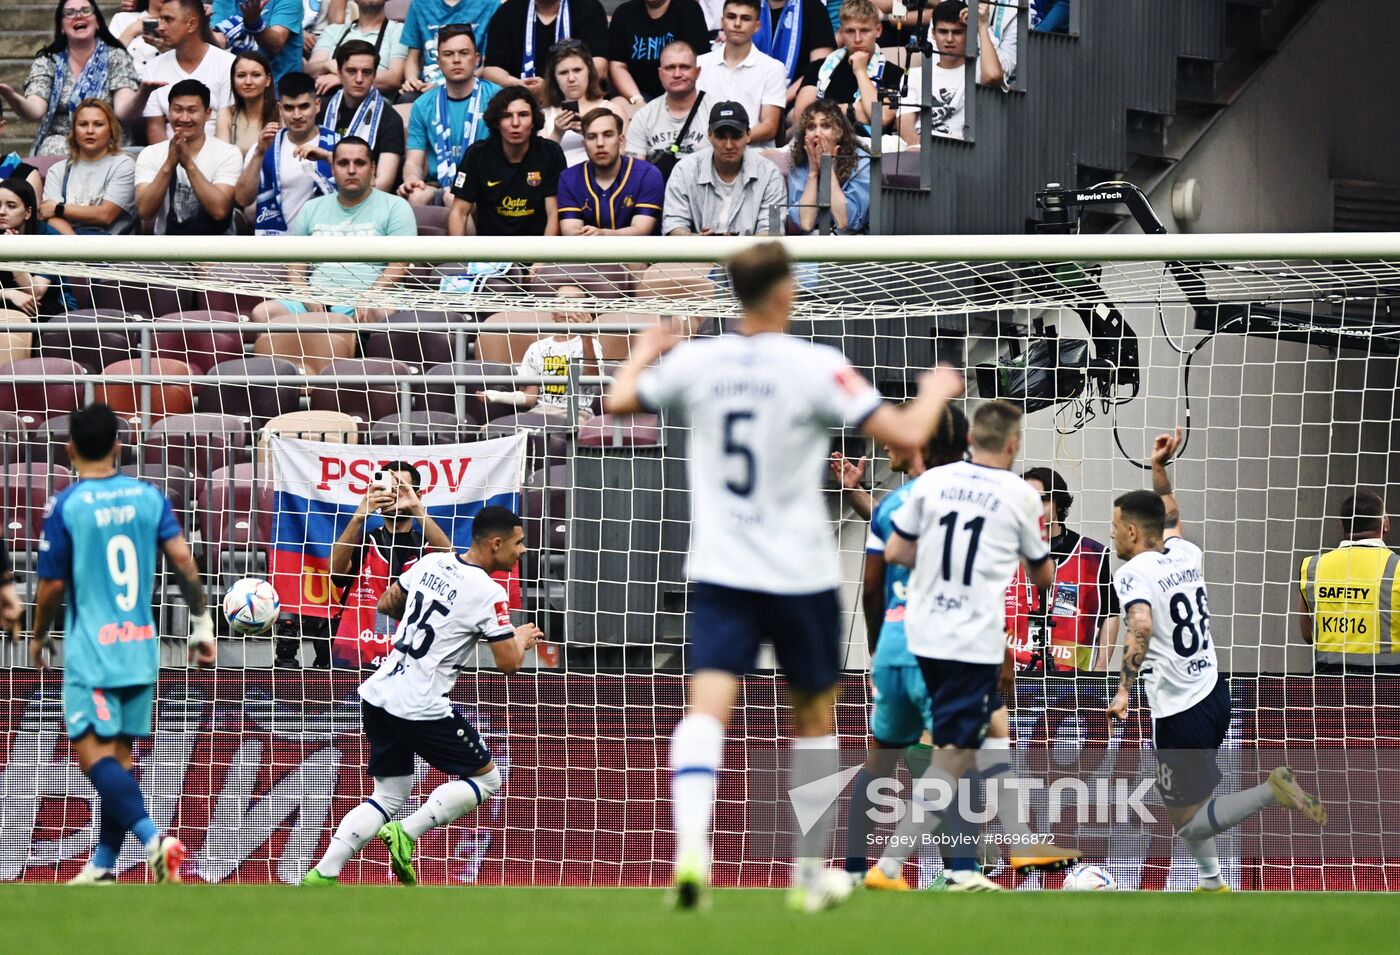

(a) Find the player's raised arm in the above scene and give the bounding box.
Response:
[602,321,683,415]
[1151,428,1185,540]
[859,365,965,452]
[160,534,215,667]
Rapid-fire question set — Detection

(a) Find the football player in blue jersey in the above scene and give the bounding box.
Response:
[29,403,216,884]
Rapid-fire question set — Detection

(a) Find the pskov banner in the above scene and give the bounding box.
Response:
[267,434,526,667]
[0,674,1395,888]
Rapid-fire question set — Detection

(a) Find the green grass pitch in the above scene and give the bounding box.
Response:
[3,886,1398,954]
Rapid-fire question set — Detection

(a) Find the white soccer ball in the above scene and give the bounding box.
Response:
[1061,864,1117,891]
[222,578,281,635]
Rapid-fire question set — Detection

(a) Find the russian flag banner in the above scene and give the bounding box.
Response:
[266,433,528,617]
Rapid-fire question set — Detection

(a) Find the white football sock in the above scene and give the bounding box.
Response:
[316,801,390,878]
[402,770,501,841]
[977,737,1034,841]
[1183,835,1224,888]
[876,764,958,879]
[669,713,724,863]
[790,735,839,888]
[1176,783,1275,840]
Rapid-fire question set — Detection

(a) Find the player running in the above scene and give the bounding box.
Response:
[303,506,543,886]
[864,400,1056,890]
[605,241,965,912]
[27,402,215,885]
[1106,430,1326,892]
[837,408,1079,890]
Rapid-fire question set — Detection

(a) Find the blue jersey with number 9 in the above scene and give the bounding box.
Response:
[38,475,181,688]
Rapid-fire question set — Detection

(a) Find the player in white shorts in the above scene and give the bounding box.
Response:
[605,241,964,912]
[302,506,543,886]
[1107,430,1326,892]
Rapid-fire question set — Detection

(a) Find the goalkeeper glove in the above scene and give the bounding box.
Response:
[189,611,216,665]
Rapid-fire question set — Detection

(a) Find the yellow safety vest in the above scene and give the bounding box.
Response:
[1298,540,1400,665]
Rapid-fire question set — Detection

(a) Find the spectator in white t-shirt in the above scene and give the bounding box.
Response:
[135,78,243,234]
[515,285,602,422]
[626,40,709,167]
[899,0,1002,144]
[143,0,236,142]
[695,0,786,146]
[41,98,137,235]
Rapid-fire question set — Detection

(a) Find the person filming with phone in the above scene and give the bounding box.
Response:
[276,461,454,669]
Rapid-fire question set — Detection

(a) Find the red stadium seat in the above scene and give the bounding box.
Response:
[362,310,467,372]
[21,155,62,182]
[368,411,476,445]
[422,361,515,424]
[412,203,449,236]
[195,357,302,430]
[89,279,186,320]
[308,357,412,425]
[144,412,250,477]
[36,311,135,373]
[119,463,194,516]
[483,411,572,467]
[532,263,633,298]
[196,463,272,576]
[253,311,358,375]
[95,358,195,424]
[30,413,138,469]
[577,413,662,448]
[154,310,246,373]
[0,357,86,425]
[0,463,71,552]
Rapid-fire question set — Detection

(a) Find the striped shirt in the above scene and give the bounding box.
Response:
[557,156,665,232]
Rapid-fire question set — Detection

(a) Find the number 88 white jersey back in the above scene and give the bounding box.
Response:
[1112,537,1220,718]
[358,552,516,721]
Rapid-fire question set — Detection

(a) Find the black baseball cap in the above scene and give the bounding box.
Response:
[708,101,750,134]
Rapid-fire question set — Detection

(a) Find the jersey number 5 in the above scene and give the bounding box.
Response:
[394,591,450,659]
[723,410,756,497]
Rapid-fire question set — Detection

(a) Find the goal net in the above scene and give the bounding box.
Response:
[0,234,1396,891]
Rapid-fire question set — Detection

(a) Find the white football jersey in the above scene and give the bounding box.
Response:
[358,552,515,720]
[891,461,1050,664]
[1112,536,1219,719]
[636,333,883,594]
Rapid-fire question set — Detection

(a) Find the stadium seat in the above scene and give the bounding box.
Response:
[368,411,475,445]
[308,357,412,425]
[0,463,72,550]
[196,463,273,577]
[119,463,194,516]
[144,412,250,477]
[20,154,62,182]
[422,360,515,424]
[95,358,196,424]
[0,411,27,464]
[191,263,272,317]
[483,411,572,467]
[37,310,135,373]
[412,203,449,236]
[89,279,186,320]
[523,463,570,553]
[30,413,138,469]
[384,0,411,21]
[635,263,715,300]
[532,263,633,298]
[253,311,358,375]
[475,311,550,366]
[0,357,85,424]
[577,413,662,448]
[196,356,302,430]
[154,310,247,372]
[362,310,467,372]
[262,409,359,443]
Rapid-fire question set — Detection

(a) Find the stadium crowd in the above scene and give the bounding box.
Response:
[0,0,1074,252]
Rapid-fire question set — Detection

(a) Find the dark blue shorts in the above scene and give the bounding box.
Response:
[916,657,1000,749]
[688,583,841,695]
[1152,676,1231,807]
[361,700,493,779]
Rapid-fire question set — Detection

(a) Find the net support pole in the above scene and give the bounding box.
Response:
[817,154,834,236]
[139,324,153,434]
[869,86,884,235]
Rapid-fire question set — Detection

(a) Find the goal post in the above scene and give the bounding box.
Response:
[0,233,1398,889]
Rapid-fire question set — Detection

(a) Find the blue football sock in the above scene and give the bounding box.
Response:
[844,768,877,874]
[86,757,159,848]
[943,769,984,873]
[91,804,125,870]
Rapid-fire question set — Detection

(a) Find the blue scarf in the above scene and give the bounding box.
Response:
[214,14,262,54]
[0,153,22,180]
[432,84,485,185]
[255,126,339,235]
[755,0,804,83]
[522,0,571,79]
[325,87,385,147]
[33,42,110,153]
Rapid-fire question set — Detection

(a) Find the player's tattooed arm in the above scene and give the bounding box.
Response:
[161,537,207,615]
[1108,603,1152,720]
[378,581,409,620]
[1150,428,1184,537]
